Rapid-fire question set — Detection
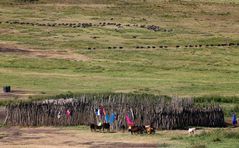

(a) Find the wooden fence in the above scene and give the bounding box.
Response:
[5,93,225,129]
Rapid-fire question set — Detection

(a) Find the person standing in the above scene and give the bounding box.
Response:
[232,113,237,127]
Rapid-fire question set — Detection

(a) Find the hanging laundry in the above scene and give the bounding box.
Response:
[66,109,71,118]
[99,106,104,116]
[125,115,134,126]
[57,111,61,119]
[105,113,109,123]
[110,113,115,125]
[103,108,106,116]
[95,108,98,116]
[97,108,100,116]
[99,105,106,119]
[130,108,134,120]
[115,113,118,120]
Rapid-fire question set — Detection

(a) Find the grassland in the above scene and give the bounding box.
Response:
[0,0,239,98]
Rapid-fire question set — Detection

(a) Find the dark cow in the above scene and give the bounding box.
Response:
[90,123,102,132]
[128,126,145,135]
[102,123,110,132]
[90,123,110,133]
[144,125,156,134]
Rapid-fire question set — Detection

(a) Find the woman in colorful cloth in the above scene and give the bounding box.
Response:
[232,113,237,127]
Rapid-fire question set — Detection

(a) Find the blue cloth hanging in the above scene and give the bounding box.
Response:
[110,113,115,125]
[105,114,109,123]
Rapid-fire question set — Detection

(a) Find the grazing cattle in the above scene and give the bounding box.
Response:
[128,126,145,135]
[120,125,126,132]
[188,128,196,134]
[90,123,102,132]
[221,44,226,46]
[144,125,156,134]
[102,123,110,132]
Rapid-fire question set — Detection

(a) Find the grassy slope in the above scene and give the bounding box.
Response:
[0,0,238,98]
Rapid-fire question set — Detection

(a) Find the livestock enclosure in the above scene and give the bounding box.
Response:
[5,93,225,129]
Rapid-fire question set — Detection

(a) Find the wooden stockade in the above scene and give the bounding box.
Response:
[5,93,225,129]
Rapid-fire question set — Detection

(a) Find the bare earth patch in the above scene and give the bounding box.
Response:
[0,127,165,148]
[0,89,38,100]
[0,44,90,62]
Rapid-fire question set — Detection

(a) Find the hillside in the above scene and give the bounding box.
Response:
[0,0,238,99]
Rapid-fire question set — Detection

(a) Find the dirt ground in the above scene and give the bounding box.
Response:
[0,44,90,62]
[0,126,187,148]
[0,90,37,101]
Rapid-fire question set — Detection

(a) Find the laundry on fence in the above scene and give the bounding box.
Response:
[126,114,135,126]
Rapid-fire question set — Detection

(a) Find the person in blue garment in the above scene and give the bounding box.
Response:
[232,112,237,127]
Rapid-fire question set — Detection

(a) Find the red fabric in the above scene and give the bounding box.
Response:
[66,110,71,118]
[126,115,134,126]
[103,108,106,116]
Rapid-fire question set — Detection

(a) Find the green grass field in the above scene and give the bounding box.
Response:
[0,0,238,98]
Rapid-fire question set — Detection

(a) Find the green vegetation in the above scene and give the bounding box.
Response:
[172,129,239,148]
[0,0,238,111]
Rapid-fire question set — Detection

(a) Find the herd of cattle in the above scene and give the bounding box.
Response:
[1,20,172,32]
[90,123,156,135]
[1,20,238,51]
[86,42,239,51]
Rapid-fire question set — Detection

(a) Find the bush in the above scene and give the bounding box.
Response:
[194,96,239,104]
